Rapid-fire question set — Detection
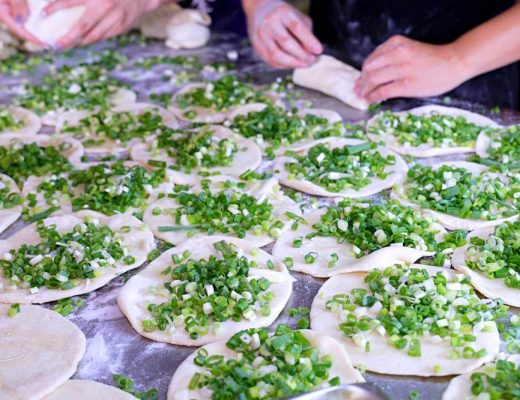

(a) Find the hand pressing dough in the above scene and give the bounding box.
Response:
[165,9,211,50]
[143,176,300,246]
[0,106,42,135]
[272,207,441,277]
[451,225,520,307]
[0,133,85,167]
[118,236,295,346]
[274,138,408,197]
[56,102,178,155]
[0,211,155,303]
[0,173,22,234]
[441,355,520,400]
[139,3,182,39]
[24,0,86,46]
[293,55,369,111]
[311,265,501,376]
[167,329,364,400]
[366,105,501,157]
[0,304,86,400]
[43,380,137,400]
[391,161,518,231]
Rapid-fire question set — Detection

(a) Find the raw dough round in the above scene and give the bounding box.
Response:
[0,173,22,234]
[0,304,86,400]
[166,9,211,50]
[0,106,42,135]
[43,380,137,400]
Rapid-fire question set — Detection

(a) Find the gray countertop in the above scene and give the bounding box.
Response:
[0,32,517,400]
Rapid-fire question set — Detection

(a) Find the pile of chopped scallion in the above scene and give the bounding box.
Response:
[470,359,520,398]
[472,125,520,170]
[0,220,133,291]
[142,240,273,338]
[0,108,26,131]
[325,265,507,367]
[188,324,340,398]
[0,177,21,210]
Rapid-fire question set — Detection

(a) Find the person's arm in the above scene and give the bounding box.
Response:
[0,0,44,45]
[43,0,171,48]
[355,3,520,103]
[242,0,322,68]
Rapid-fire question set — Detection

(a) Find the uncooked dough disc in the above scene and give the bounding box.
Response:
[43,380,137,400]
[0,304,86,400]
[0,106,41,135]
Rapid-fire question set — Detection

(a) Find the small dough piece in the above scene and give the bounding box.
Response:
[56,103,178,155]
[167,329,364,400]
[24,0,85,46]
[293,55,368,111]
[166,9,211,50]
[274,138,408,197]
[0,304,86,400]
[118,236,295,346]
[0,133,85,168]
[272,207,441,277]
[139,3,182,39]
[0,25,18,60]
[130,125,262,184]
[0,106,41,135]
[43,380,137,400]
[451,225,520,307]
[311,265,501,376]
[442,355,520,400]
[0,173,22,234]
[366,105,500,157]
[143,176,300,246]
[0,212,155,303]
[391,161,518,231]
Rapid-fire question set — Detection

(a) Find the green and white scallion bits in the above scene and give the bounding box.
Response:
[0,108,26,132]
[474,125,520,170]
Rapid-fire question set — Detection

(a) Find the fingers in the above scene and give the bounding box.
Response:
[43,0,85,15]
[355,64,404,98]
[9,0,29,20]
[365,79,413,103]
[260,36,305,68]
[363,35,408,72]
[80,11,120,46]
[56,14,98,48]
[285,11,322,55]
[272,24,314,66]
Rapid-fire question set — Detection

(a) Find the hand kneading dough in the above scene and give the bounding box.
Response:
[165,9,211,50]
[0,211,155,303]
[118,236,295,346]
[293,55,369,111]
[441,355,520,400]
[24,0,86,46]
[451,225,520,307]
[0,173,22,234]
[167,329,364,400]
[43,380,137,400]
[310,265,501,376]
[0,304,86,400]
[272,207,441,277]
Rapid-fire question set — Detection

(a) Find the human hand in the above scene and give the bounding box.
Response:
[354,35,470,103]
[44,0,161,48]
[244,0,323,69]
[0,0,45,45]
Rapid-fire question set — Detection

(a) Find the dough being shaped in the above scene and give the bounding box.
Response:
[40,88,137,127]
[0,173,22,234]
[0,304,86,400]
[166,9,211,50]
[56,102,178,155]
[451,223,520,307]
[43,380,137,400]
[0,133,85,169]
[143,176,300,246]
[167,328,364,400]
[311,265,501,376]
[274,138,408,197]
[293,55,368,111]
[0,25,18,60]
[131,125,262,184]
[0,106,42,135]
[228,104,347,156]
[391,161,518,231]
[24,0,85,46]
[0,211,155,303]
[272,206,443,277]
[139,3,182,39]
[366,105,501,157]
[441,355,520,400]
[118,236,295,346]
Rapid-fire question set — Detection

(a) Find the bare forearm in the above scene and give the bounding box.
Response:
[453,3,520,79]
